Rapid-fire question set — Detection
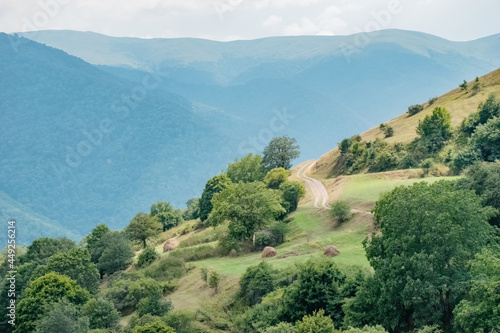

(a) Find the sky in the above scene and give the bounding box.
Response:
[1,0,499,41]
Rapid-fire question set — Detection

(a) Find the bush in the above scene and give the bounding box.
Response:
[343,325,388,332]
[262,322,295,333]
[330,200,352,223]
[379,123,394,138]
[83,298,121,330]
[163,311,198,333]
[428,97,438,106]
[201,267,209,283]
[136,247,159,268]
[264,168,290,189]
[137,291,172,317]
[294,310,336,333]
[469,116,500,162]
[280,181,305,214]
[408,104,424,116]
[239,262,277,305]
[209,271,220,293]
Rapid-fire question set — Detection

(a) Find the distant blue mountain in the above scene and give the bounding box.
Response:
[2,30,500,246]
[0,33,242,246]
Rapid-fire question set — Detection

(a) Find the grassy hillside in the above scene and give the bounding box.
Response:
[312,68,500,179]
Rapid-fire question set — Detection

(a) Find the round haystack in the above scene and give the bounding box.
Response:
[163,243,175,252]
[262,247,277,258]
[324,245,340,257]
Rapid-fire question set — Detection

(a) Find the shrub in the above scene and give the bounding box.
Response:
[343,325,388,332]
[428,97,438,106]
[163,311,198,333]
[379,123,394,138]
[262,322,295,333]
[239,262,277,305]
[294,310,336,333]
[330,200,352,223]
[137,291,172,317]
[280,181,305,214]
[209,271,220,293]
[264,167,290,189]
[136,247,159,268]
[83,298,121,330]
[408,104,424,116]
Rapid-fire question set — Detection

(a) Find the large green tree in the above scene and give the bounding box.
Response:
[262,136,300,172]
[453,247,500,333]
[38,247,100,293]
[20,237,75,265]
[85,224,110,255]
[416,107,452,153]
[227,153,265,183]
[209,182,285,242]
[199,173,232,222]
[127,212,162,248]
[35,299,89,333]
[96,231,135,275]
[15,272,90,333]
[351,181,496,332]
[469,116,500,162]
[83,297,121,330]
[151,201,184,231]
[458,161,500,226]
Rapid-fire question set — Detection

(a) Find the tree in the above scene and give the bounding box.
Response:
[262,322,295,333]
[96,231,135,275]
[85,224,110,254]
[379,123,394,138]
[183,197,200,220]
[458,161,500,226]
[453,247,500,332]
[469,116,500,162]
[459,80,468,91]
[82,298,121,330]
[279,181,305,214]
[127,212,162,248]
[137,291,172,317]
[264,167,290,189]
[209,182,285,242]
[15,272,90,333]
[330,200,352,223]
[20,237,75,265]
[408,104,424,116]
[209,271,220,293]
[150,201,183,231]
[133,320,176,333]
[294,310,336,333]
[478,94,500,124]
[35,299,89,333]
[40,247,100,293]
[281,258,349,326]
[360,181,496,331]
[239,262,277,305]
[199,173,232,222]
[262,136,300,172]
[227,153,265,183]
[137,247,159,267]
[416,107,452,153]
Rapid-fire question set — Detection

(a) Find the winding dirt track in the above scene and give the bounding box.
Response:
[296,160,331,209]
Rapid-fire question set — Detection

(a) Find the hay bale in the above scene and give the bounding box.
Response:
[324,245,340,257]
[163,238,177,253]
[261,247,277,258]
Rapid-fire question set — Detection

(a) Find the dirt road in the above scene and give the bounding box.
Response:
[296,160,330,209]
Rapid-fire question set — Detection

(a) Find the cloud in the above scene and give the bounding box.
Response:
[262,15,283,28]
[284,18,318,35]
[255,0,322,10]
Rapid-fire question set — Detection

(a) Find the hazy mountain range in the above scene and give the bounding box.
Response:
[1,29,500,246]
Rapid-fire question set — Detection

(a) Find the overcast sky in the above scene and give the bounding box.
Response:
[1,0,499,41]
